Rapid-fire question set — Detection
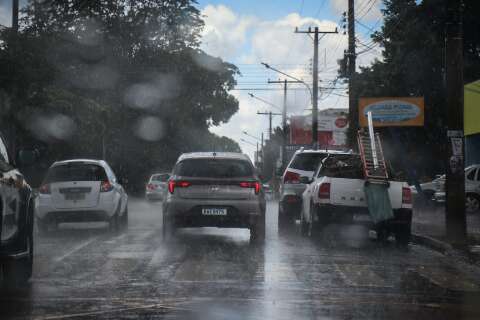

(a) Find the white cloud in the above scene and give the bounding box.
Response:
[201,5,256,59]
[202,5,382,159]
[0,5,10,27]
[330,0,383,22]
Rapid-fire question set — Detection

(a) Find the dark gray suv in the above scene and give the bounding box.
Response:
[162,152,266,241]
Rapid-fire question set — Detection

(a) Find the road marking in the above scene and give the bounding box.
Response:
[53,237,98,263]
[334,263,393,288]
[416,266,480,292]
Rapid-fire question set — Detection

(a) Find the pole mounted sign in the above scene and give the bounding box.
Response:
[358,97,425,127]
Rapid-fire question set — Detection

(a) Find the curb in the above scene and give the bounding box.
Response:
[411,233,453,255]
[412,233,480,266]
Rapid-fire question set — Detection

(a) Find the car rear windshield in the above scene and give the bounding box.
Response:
[174,158,253,178]
[151,174,170,182]
[319,155,364,179]
[45,163,108,183]
[289,153,328,171]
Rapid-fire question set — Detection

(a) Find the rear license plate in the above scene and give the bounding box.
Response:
[202,208,227,216]
[65,193,86,201]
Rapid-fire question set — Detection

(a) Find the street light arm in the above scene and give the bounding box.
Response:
[261,62,313,102]
[240,138,257,147]
[248,93,282,112]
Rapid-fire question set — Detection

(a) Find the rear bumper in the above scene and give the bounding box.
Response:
[280,183,306,214]
[164,198,264,228]
[37,210,111,223]
[0,249,30,261]
[146,191,164,200]
[36,195,117,220]
[315,204,412,226]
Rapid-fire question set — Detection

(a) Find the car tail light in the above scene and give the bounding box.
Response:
[100,181,114,192]
[239,181,261,194]
[402,187,412,204]
[146,183,156,191]
[168,180,191,194]
[318,183,331,199]
[283,171,300,184]
[39,184,50,194]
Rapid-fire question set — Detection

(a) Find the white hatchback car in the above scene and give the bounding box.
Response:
[35,159,128,232]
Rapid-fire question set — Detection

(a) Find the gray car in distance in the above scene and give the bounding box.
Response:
[146,173,170,201]
[162,152,266,241]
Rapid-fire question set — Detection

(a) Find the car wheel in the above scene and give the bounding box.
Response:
[3,233,33,288]
[37,218,49,235]
[466,194,480,213]
[251,215,266,242]
[162,212,175,240]
[395,223,411,247]
[109,210,120,232]
[120,206,128,229]
[278,207,293,232]
[300,212,309,237]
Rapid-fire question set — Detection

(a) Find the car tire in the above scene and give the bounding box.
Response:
[162,211,175,240]
[395,223,411,247]
[251,215,266,242]
[300,212,309,237]
[37,218,49,235]
[120,207,128,229]
[3,233,33,288]
[109,210,120,232]
[466,193,480,213]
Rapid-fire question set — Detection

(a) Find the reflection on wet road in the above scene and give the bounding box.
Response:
[2,199,480,319]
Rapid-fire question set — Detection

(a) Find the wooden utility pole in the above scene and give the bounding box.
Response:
[267,79,301,167]
[445,0,466,244]
[294,26,338,150]
[257,111,281,140]
[347,0,357,148]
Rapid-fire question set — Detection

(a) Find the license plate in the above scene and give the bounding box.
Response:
[65,193,85,201]
[202,208,227,216]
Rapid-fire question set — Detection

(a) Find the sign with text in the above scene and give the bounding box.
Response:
[359,97,425,127]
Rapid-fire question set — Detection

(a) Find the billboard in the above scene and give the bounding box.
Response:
[358,97,424,127]
[465,80,480,136]
[290,109,348,146]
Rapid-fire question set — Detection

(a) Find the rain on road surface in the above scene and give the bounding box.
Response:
[2,199,480,319]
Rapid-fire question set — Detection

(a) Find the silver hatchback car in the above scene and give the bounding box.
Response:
[162,152,266,240]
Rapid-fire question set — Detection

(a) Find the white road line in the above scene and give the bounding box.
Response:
[54,237,98,263]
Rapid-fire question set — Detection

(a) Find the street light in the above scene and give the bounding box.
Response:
[261,62,313,104]
[248,93,282,112]
[243,131,261,142]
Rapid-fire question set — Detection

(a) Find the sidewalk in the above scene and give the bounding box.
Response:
[411,198,480,259]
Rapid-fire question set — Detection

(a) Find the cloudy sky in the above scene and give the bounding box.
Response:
[0,0,384,159]
[196,0,384,159]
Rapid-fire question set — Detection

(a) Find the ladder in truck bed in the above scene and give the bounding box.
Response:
[357,112,389,184]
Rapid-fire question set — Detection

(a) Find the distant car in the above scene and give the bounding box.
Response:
[410,175,445,200]
[35,159,128,232]
[146,173,170,201]
[0,134,36,287]
[162,152,266,241]
[433,164,480,213]
[278,148,350,228]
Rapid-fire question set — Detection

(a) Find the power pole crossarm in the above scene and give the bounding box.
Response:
[294,26,338,150]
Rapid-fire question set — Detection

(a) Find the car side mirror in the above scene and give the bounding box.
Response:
[299,176,312,184]
[16,149,38,167]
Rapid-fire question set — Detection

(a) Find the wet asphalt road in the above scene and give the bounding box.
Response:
[2,199,480,319]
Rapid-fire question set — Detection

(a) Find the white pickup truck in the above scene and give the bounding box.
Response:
[301,152,413,245]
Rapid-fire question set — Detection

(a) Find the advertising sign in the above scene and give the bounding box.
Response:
[290,109,348,146]
[358,97,424,127]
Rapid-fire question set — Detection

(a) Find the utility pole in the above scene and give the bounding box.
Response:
[347,0,357,148]
[257,111,281,139]
[295,26,338,150]
[445,0,466,244]
[12,0,19,32]
[267,79,301,167]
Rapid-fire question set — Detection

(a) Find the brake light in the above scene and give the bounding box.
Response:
[100,181,114,192]
[283,171,300,184]
[39,184,50,194]
[239,181,261,194]
[168,180,191,194]
[318,183,331,199]
[402,187,412,204]
[146,183,156,191]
